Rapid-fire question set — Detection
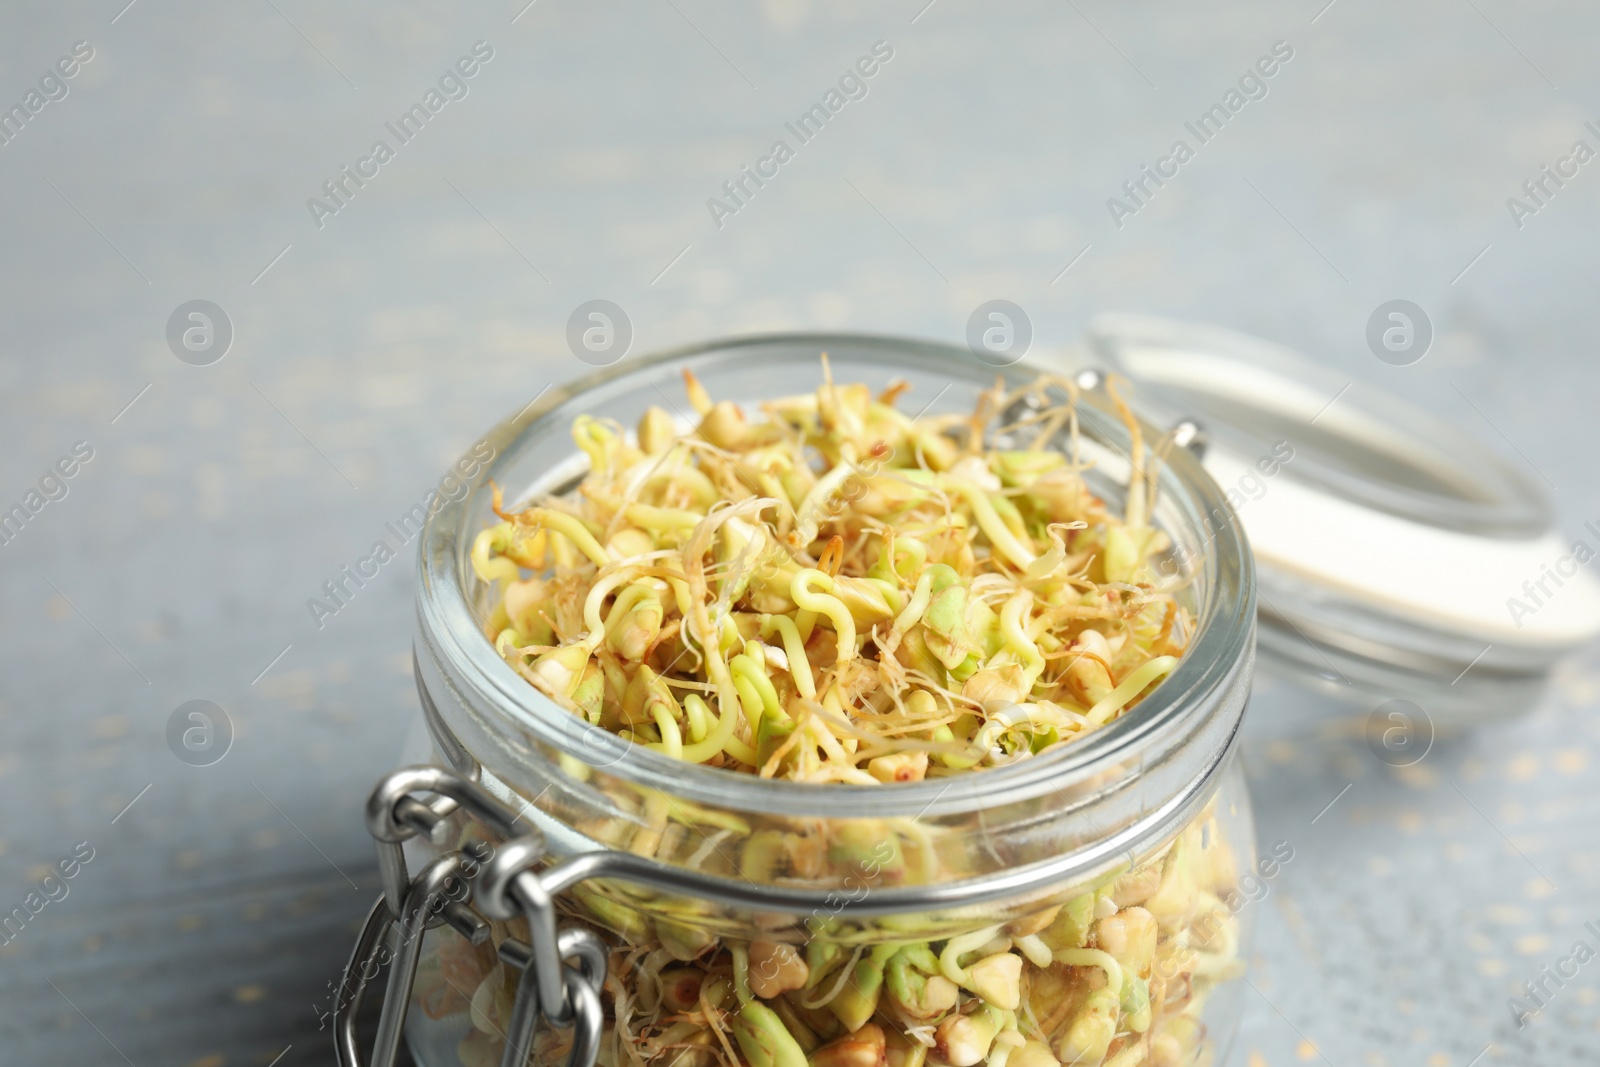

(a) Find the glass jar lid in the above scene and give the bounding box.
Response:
[1080,314,1600,725]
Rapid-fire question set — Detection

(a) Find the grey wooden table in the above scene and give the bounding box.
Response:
[2,1,1597,1064]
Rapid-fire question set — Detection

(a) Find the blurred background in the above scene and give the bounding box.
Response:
[1,0,1598,1063]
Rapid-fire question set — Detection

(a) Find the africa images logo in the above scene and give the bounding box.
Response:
[305,42,495,229]
[706,41,895,229]
[1105,40,1294,229]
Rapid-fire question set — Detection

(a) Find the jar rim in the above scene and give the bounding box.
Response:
[414,331,1256,820]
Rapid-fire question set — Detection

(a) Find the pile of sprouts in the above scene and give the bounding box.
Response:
[472,361,1190,781]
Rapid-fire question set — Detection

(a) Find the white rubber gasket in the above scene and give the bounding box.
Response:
[1204,444,1600,649]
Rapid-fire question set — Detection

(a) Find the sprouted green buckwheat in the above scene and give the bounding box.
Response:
[418,362,1244,1067]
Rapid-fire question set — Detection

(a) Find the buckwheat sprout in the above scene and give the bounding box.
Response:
[1084,656,1180,727]
[937,477,1037,571]
[1052,947,1124,998]
[511,507,615,568]
[790,569,857,667]
[675,692,756,766]
[886,570,936,652]
[583,565,655,644]
[939,925,1005,987]
[758,614,815,699]
[647,706,682,759]
[998,589,1045,692]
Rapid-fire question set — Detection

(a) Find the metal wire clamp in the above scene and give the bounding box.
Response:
[334,766,608,1067]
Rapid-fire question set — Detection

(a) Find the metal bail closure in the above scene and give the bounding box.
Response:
[334,896,396,1067]
[375,852,470,1065]
[493,929,610,1067]
[335,766,611,1067]
[482,841,610,1067]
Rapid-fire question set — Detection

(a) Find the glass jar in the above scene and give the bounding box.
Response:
[344,334,1259,1067]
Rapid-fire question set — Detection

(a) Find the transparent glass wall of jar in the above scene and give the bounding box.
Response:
[401,754,1255,1067]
